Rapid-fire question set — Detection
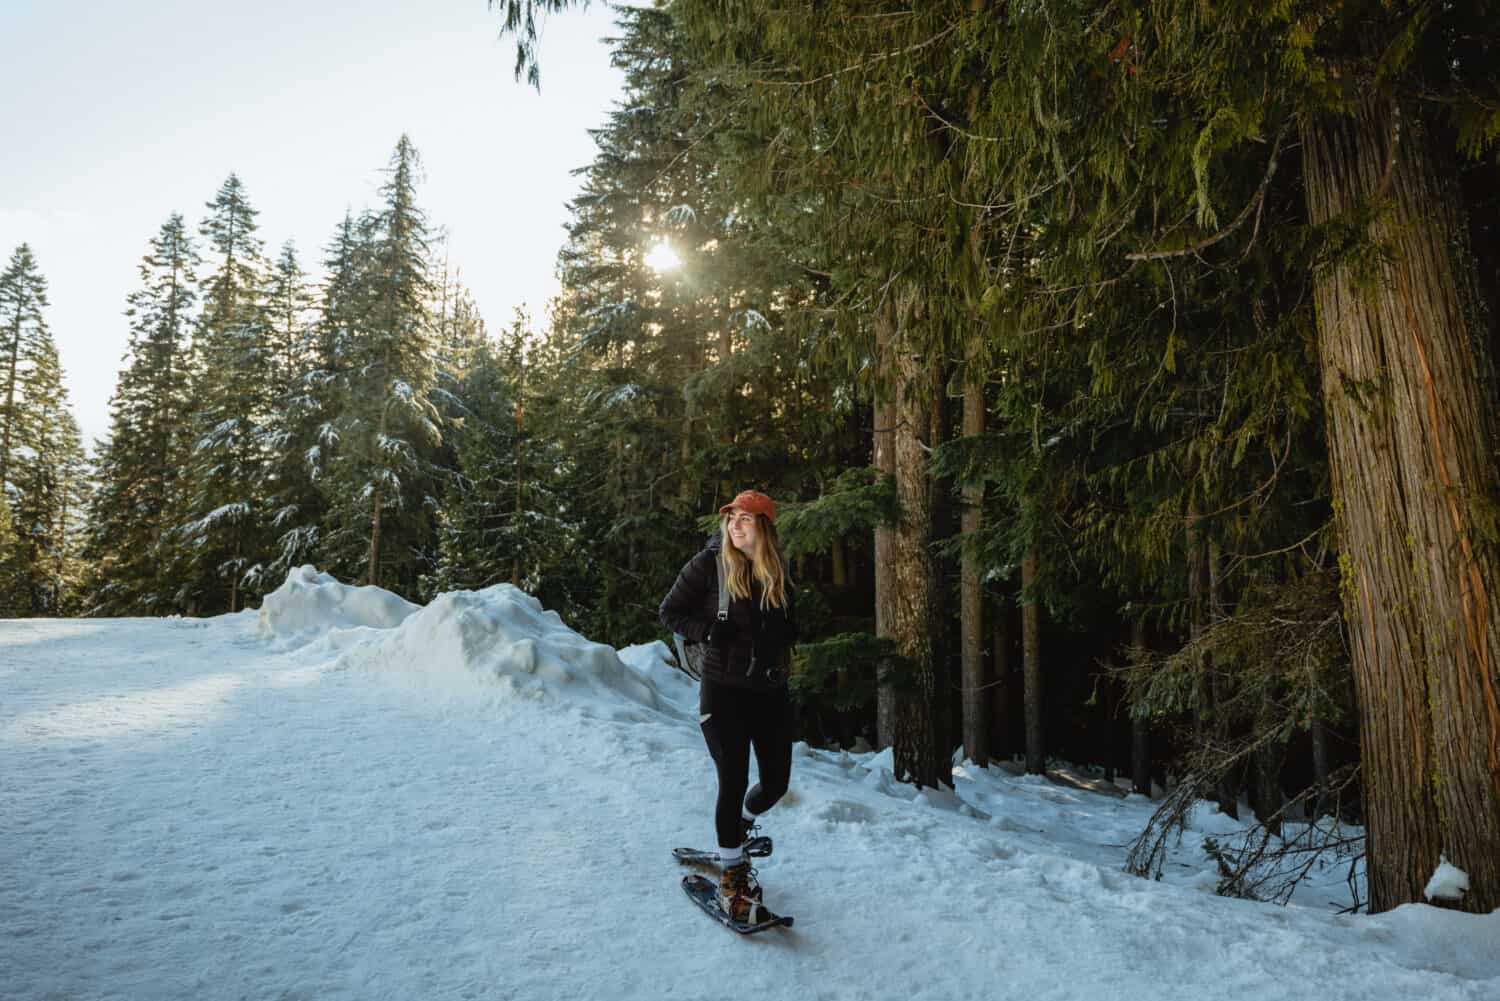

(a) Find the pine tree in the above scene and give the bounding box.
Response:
[0,492,23,614]
[0,244,50,498]
[10,330,89,614]
[180,174,276,613]
[303,208,366,522]
[85,215,200,615]
[257,241,325,585]
[431,309,574,605]
[320,137,441,593]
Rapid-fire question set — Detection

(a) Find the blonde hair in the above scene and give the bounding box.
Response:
[720,514,789,609]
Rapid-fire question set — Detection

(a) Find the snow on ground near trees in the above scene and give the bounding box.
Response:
[2,574,1497,1001]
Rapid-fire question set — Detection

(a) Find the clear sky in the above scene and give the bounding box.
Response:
[0,0,628,450]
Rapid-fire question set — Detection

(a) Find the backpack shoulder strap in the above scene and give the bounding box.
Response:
[716,549,730,621]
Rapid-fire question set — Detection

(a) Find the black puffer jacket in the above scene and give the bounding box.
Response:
[658,534,797,691]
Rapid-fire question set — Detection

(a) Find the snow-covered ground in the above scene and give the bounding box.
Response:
[2,568,1496,1001]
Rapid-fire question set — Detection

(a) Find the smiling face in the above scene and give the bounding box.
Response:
[725,509,760,556]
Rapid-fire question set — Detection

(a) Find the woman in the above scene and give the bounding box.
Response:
[659,489,797,924]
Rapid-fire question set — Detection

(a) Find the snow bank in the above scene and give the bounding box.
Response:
[617,640,697,705]
[1365,902,1500,981]
[257,566,418,643]
[351,584,663,711]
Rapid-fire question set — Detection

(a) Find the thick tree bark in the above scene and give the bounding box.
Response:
[1022,544,1044,774]
[888,315,947,789]
[960,335,988,768]
[1303,97,1500,913]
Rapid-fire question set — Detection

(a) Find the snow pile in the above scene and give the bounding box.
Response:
[1424,855,1471,903]
[1364,902,1500,982]
[618,639,698,701]
[256,565,418,643]
[351,583,663,711]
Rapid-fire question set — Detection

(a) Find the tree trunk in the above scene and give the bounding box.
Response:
[1130,617,1152,798]
[831,536,848,589]
[960,332,988,767]
[889,314,946,789]
[228,537,240,614]
[1303,96,1500,913]
[1252,742,1283,838]
[1208,539,1237,819]
[368,488,383,588]
[927,359,953,776]
[873,308,898,751]
[1310,716,1331,819]
[1187,514,1236,816]
[1022,544,1044,774]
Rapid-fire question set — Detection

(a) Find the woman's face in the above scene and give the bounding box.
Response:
[726,509,759,556]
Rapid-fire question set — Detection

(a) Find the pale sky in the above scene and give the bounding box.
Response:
[1,0,628,450]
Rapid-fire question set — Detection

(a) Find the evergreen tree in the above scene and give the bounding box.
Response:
[0,246,89,614]
[0,244,50,497]
[0,492,23,614]
[304,208,367,522]
[10,329,89,614]
[319,136,441,592]
[257,241,325,585]
[430,309,574,607]
[178,174,278,612]
[86,215,200,615]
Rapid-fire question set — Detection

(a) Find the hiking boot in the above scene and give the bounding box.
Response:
[717,861,765,924]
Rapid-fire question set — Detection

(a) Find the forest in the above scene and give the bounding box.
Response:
[2,0,1498,916]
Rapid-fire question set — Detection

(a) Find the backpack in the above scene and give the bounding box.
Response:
[672,549,729,682]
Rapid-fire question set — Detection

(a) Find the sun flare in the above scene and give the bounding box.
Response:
[645,241,682,273]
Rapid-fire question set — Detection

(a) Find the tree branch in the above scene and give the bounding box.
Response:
[1125,123,1291,263]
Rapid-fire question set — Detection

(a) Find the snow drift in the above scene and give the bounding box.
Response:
[257,567,663,711]
[257,565,419,642]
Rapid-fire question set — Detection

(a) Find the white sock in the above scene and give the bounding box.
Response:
[719,845,744,868]
[742,806,758,824]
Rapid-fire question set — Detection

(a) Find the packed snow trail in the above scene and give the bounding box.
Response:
[2,574,1496,1001]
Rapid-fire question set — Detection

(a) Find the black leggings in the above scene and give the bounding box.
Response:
[699,678,793,850]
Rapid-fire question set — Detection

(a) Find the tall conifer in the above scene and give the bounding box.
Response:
[86,215,200,615]
[259,241,326,582]
[0,244,50,497]
[10,330,88,614]
[320,136,441,592]
[181,174,276,612]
